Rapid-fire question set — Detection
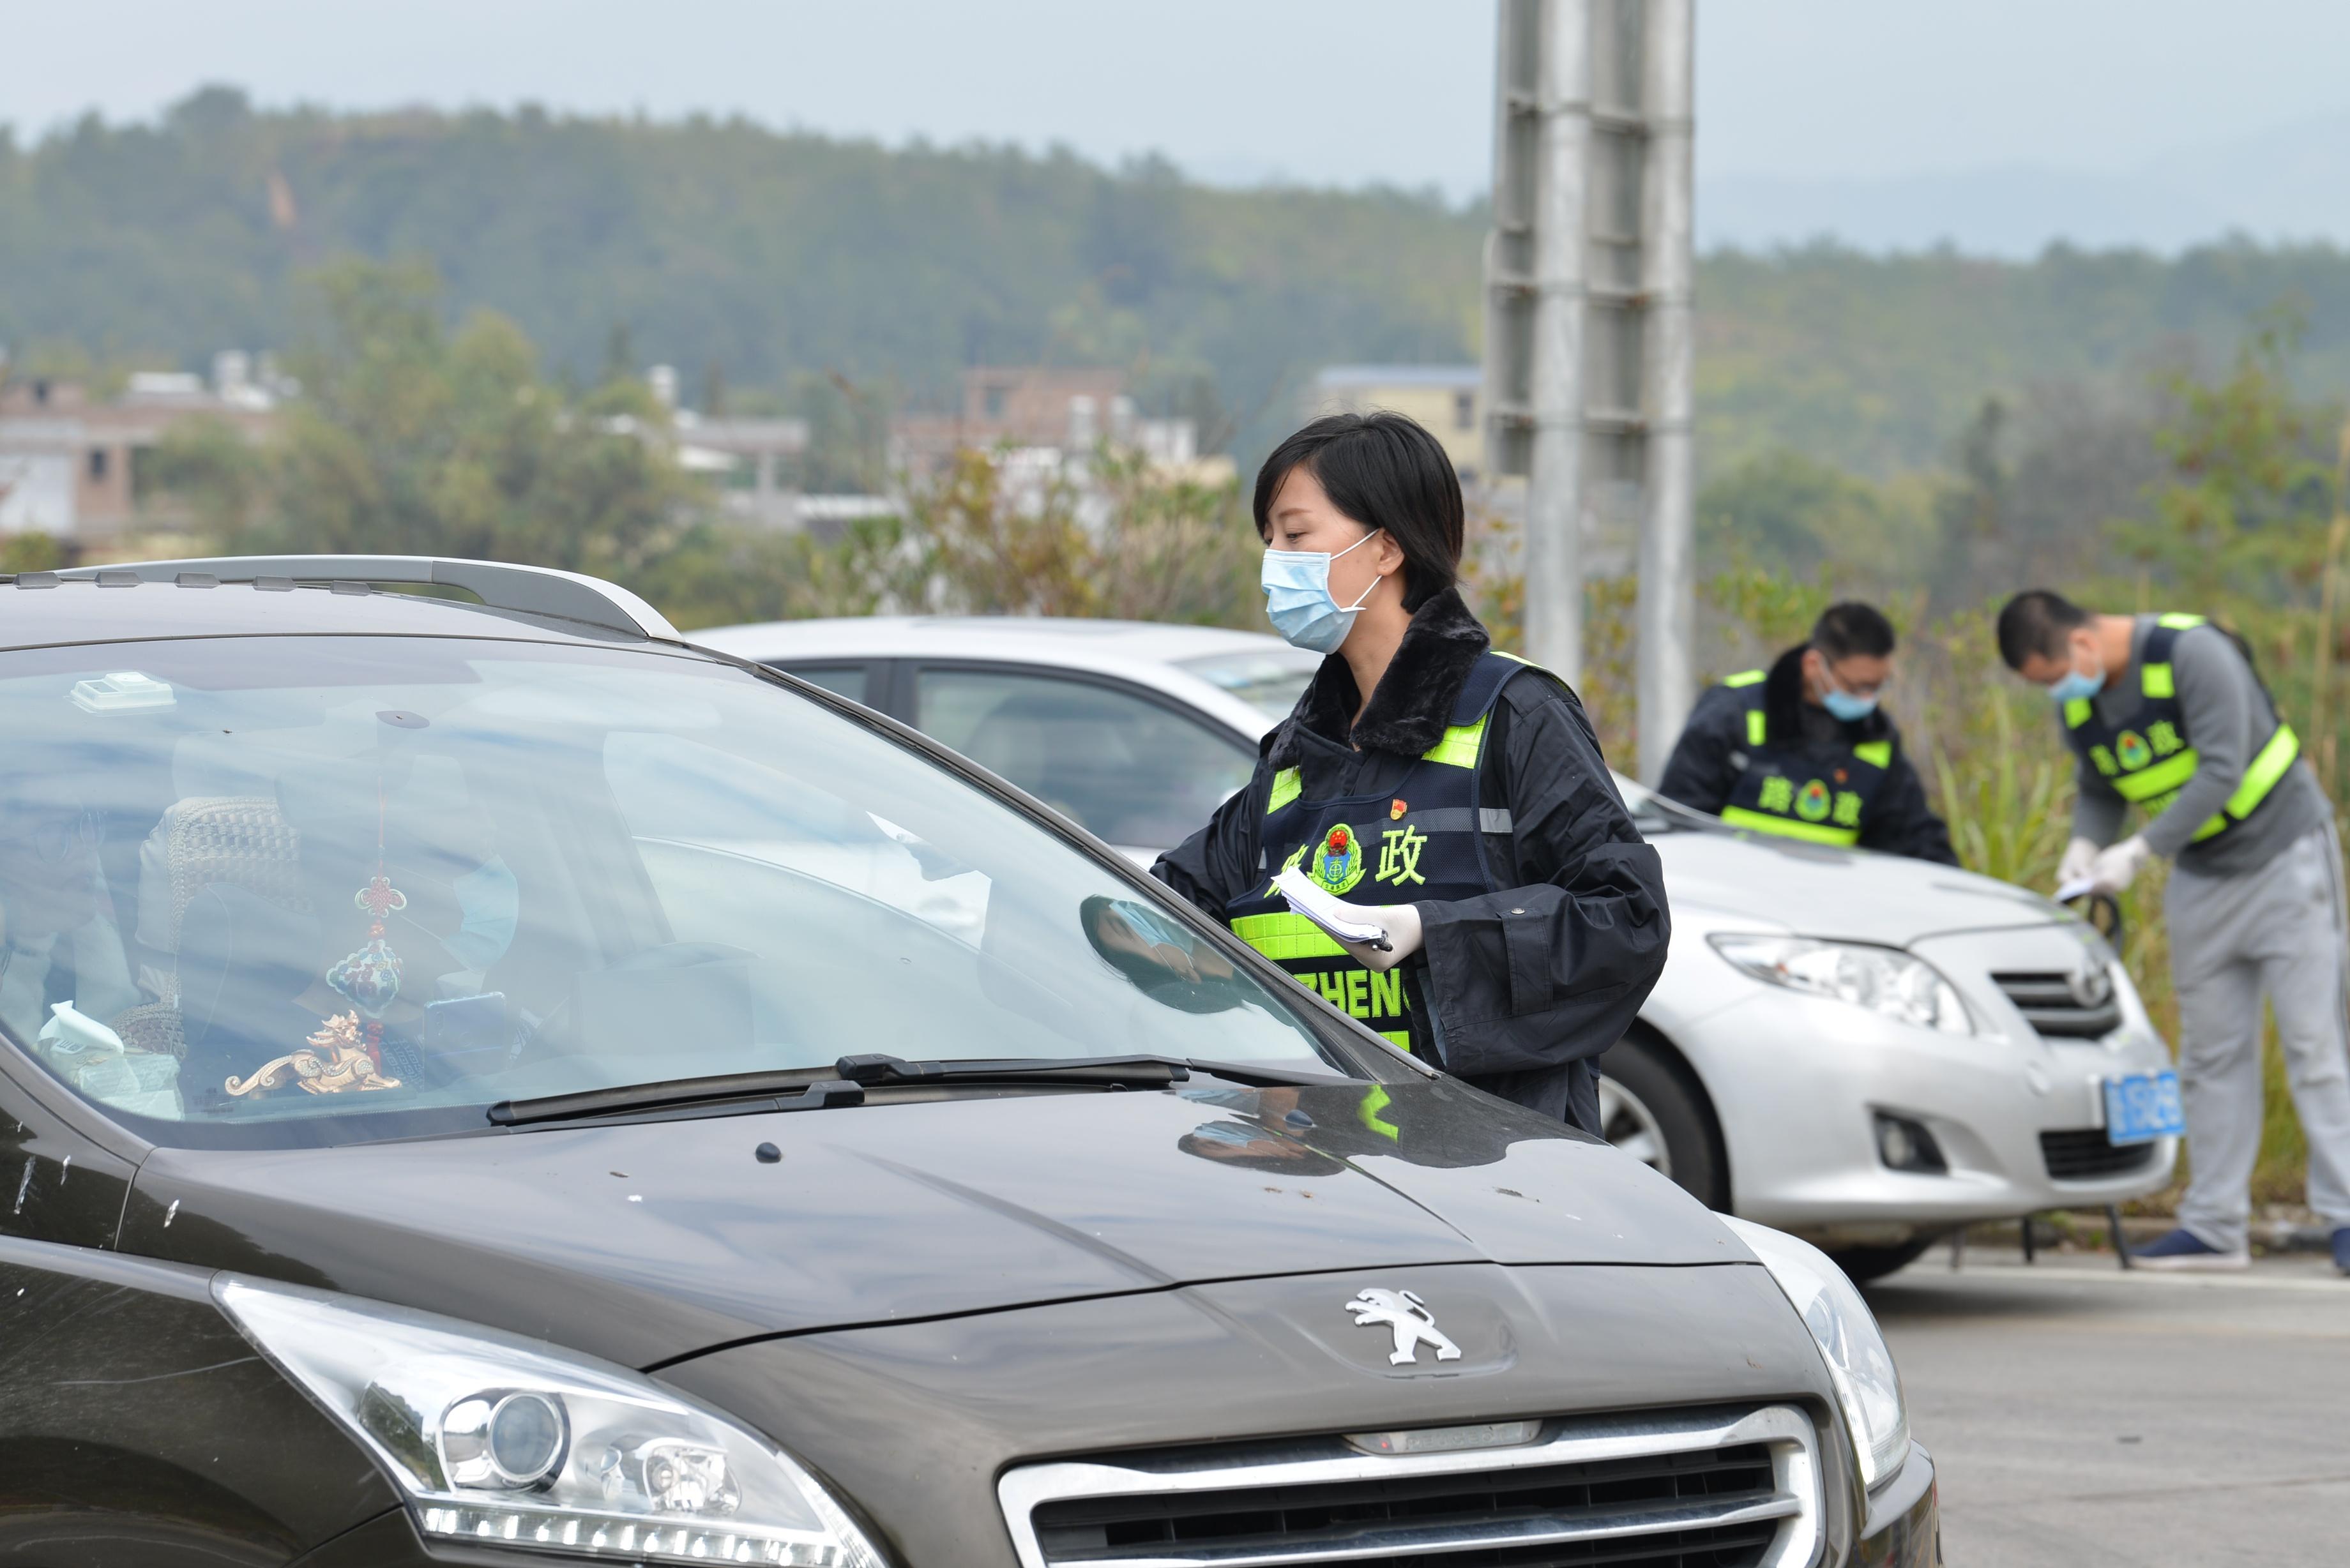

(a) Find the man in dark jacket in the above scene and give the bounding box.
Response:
[1154,587,1671,1135]
[1657,601,1956,865]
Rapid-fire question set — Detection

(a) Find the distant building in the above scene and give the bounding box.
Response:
[642,365,812,532]
[891,366,1229,488]
[0,360,283,541]
[1305,365,1485,479]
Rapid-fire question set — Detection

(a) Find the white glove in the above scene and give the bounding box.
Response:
[2058,836,2100,888]
[1338,902,1424,973]
[2088,834,2152,896]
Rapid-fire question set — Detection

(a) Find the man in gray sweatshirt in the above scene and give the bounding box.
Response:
[1999,590,2350,1274]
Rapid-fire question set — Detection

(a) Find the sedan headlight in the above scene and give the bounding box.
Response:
[1709,933,1971,1034]
[216,1276,888,1565]
[1722,1217,1910,1489]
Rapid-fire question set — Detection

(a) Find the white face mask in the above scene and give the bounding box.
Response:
[1259,531,1382,654]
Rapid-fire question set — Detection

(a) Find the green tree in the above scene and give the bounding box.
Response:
[2111,318,2339,606]
[185,260,697,580]
[1696,448,1934,588]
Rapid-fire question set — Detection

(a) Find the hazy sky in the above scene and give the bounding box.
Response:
[11,1,2350,239]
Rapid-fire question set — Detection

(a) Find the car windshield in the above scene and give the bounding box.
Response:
[0,637,1348,1147]
[1177,648,1321,723]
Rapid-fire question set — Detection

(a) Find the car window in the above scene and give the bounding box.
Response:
[0,638,1343,1148]
[1176,648,1322,723]
[771,663,872,705]
[913,667,1255,850]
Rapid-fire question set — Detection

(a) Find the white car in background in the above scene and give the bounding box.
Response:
[697,615,2179,1278]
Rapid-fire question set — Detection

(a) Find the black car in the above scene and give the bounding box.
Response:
[0,556,1937,1567]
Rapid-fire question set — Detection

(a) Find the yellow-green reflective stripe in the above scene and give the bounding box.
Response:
[1496,651,1543,670]
[2226,724,2299,818]
[1358,1084,1401,1138]
[1853,740,1891,769]
[1378,1030,1410,1051]
[1266,767,1301,814]
[2065,698,2093,728]
[2158,613,2207,629]
[2112,749,2199,801]
[1229,912,1346,960]
[1745,708,1767,746]
[2191,812,2229,843]
[2142,663,2176,699]
[1422,714,1487,768]
[1722,669,1766,688]
[1720,807,1861,846]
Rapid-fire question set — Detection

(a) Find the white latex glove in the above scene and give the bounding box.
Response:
[2057,836,2100,888]
[2088,834,2151,896]
[1338,901,1425,973]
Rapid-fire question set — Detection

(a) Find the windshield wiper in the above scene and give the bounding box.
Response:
[835,1053,1345,1090]
[487,1053,1347,1128]
[489,1071,863,1128]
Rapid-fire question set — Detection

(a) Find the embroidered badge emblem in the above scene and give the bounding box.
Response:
[2116,730,2151,772]
[1796,779,1833,822]
[1309,824,1367,895]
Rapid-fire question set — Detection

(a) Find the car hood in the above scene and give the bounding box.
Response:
[1653,825,2066,944]
[121,1077,1747,1368]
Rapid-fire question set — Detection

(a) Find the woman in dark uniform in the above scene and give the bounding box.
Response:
[1151,412,1670,1134]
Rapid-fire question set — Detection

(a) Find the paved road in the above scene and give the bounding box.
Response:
[1870,1249,2349,1566]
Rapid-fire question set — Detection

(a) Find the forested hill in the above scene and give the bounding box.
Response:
[6,87,2348,474]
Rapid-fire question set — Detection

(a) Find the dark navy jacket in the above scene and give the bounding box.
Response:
[1657,643,1958,866]
[1153,589,1670,1133]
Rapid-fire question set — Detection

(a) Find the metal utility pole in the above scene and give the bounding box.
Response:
[1484,0,1695,779]
[1484,0,1589,688]
[1636,0,1695,783]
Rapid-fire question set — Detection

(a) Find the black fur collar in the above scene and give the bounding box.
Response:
[1271,587,1492,762]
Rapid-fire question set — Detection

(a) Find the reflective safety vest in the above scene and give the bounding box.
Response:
[2061,614,2300,844]
[1714,668,1896,848]
[1224,651,1535,1051]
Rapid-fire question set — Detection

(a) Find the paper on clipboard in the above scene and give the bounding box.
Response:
[1273,866,1391,951]
[2054,875,2097,903]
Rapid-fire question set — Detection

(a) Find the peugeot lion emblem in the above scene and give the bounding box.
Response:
[1347,1288,1463,1366]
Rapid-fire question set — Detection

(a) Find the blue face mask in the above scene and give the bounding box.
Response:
[1261,530,1383,654]
[446,855,519,973]
[1819,670,1878,723]
[2047,663,2103,705]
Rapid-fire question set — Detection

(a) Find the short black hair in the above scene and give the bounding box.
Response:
[1253,411,1464,612]
[1811,601,1897,662]
[1996,590,2091,669]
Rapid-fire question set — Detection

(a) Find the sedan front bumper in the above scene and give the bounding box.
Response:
[1679,930,2176,1244]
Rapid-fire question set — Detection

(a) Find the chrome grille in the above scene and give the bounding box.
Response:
[1991,970,2122,1039]
[998,1406,1821,1568]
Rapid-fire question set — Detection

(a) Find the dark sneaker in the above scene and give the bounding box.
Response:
[2332,1228,2349,1277]
[2132,1227,2249,1271]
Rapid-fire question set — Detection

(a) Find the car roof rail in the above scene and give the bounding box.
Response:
[48,554,681,642]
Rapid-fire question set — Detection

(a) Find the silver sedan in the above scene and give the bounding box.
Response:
[697,614,2179,1278]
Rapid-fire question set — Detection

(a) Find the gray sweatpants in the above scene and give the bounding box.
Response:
[2167,823,2350,1251]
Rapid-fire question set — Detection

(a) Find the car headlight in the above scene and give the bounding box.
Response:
[1722,1217,1910,1490]
[1709,933,1972,1034]
[216,1276,888,1565]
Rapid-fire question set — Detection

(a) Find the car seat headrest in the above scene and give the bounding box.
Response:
[135,795,312,959]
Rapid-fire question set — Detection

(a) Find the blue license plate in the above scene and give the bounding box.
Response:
[2104,1070,2185,1145]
